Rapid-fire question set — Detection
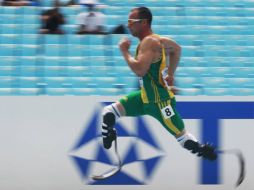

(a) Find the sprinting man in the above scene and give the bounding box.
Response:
[101,7,217,160]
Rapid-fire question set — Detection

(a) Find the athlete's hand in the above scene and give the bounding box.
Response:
[165,75,174,86]
[165,75,179,94]
[119,38,131,52]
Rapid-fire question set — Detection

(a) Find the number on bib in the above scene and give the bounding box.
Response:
[161,105,175,119]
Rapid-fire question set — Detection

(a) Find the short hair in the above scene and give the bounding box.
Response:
[132,7,153,26]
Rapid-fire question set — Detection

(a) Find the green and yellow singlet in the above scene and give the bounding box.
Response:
[137,36,174,104]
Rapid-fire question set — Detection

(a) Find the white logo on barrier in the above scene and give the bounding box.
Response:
[70,103,165,185]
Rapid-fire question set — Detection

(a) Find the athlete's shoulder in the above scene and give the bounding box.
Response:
[141,35,161,48]
[159,36,181,52]
[159,36,177,44]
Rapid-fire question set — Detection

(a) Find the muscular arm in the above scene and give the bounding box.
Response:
[160,37,181,76]
[119,37,159,77]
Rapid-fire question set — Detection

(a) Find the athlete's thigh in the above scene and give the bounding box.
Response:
[119,90,146,117]
[145,99,185,136]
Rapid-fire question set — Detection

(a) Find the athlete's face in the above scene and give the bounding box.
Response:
[128,10,143,37]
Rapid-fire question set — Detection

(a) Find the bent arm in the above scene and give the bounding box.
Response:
[160,37,181,76]
[120,38,157,77]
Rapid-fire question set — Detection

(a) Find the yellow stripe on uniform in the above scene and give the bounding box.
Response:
[157,102,181,135]
[141,87,149,104]
[149,74,160,102]
[168,90,174,98]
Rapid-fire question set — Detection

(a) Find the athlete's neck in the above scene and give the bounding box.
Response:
[138,29,153,41]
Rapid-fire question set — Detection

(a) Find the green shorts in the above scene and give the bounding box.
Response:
[119,90,185,136]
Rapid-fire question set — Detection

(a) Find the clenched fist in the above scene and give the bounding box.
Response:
[119,38,131,52]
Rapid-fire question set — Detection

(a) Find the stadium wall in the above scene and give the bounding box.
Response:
[0,96,253,190]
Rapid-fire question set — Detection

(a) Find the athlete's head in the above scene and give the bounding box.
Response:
[128,7,153,37]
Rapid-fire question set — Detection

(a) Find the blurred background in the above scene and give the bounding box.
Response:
[0,0,253,96]
[0,1,254,189]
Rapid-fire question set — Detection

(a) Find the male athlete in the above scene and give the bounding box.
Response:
[101,7,217,160]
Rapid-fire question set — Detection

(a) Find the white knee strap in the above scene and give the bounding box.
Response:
[102,103,122,120]
[177,132,198,147]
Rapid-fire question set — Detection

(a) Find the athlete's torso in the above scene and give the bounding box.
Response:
[137,34,174,103]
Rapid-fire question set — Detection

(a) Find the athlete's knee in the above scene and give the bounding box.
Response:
[102,103,122,126]
[176,131,198,147]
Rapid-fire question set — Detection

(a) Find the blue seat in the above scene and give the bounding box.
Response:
[96,88,123,96]
[72,88,97,96]
[43,56,67,66]
[90,45,106,56]
[115,66,135,77]
[21,24,40,34]
[94,77,118,88]
[66,34,84,45]
[180,57,209,67]
[204,67,234,77]
[0,56,18,66]
[92,66,117,76]
[0,88,13,95]
[67,66,91,77]
[178,88,203,96]
[105,6,130,16]
[45,88,72,96]
[67,57,85,66]
[1,6,23,14]
[90,35,106,45]
[1,15,21,24]
[121,77,138,88]
[71,77,93,88]
[107,15,123,25]
[232,88,254,96]
[44,77,69,88]
[112,56,126,66]
[175,67,208,77]
[0,44,14,56]
[181,46,200,57]
[0,24,20,34]
[20,56,38,66]
[67,44,85,57]
[13,88,40,95]
[41,0,52,7]
[60,7,78,15]
[22,15,39,24]
[19,77,38,88]
[20,66,39,77]
[201,77,230,88]
[203,88,231,96]
[43,44,62,57]
[175,77,202,88]
[43,35,61,44]
[66,15,76,25]
[0,34,18,44]
[19,45,39,56]
[44,66,66,77]
[20,34,38,45]
[232,67,254,78]
[21,6,40,15]
[0,77,13,88]
[229,78,254,88]
[62,24,77,34]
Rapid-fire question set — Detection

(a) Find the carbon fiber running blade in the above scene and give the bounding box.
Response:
[217,149,246,187]
[91,137,122,180]
[91,166,121,180]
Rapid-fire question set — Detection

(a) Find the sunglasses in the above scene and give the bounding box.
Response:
[128,19,143,25]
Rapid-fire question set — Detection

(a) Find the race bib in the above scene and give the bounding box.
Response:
[161,105,175,119]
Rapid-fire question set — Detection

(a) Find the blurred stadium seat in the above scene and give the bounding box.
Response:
[0,2,253,95]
